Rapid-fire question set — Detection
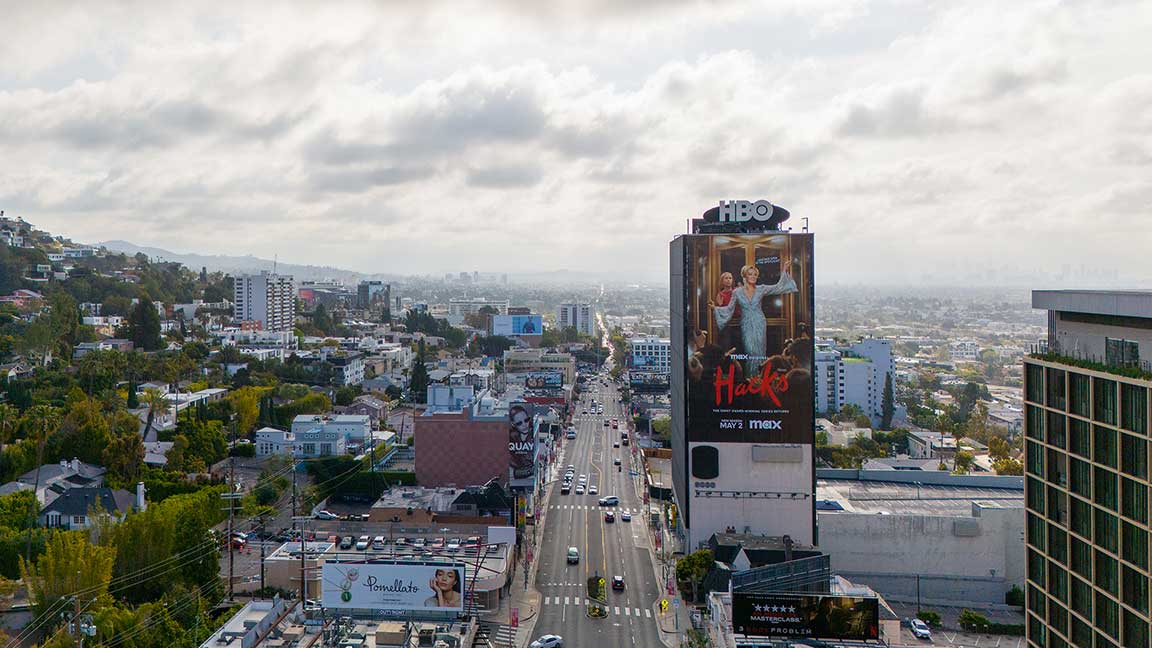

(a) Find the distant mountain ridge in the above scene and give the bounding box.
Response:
[96,240,383,284]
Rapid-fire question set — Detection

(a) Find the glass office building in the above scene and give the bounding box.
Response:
[1024,291,1152,648]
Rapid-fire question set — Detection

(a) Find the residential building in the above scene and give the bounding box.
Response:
[631,336,670,373]
[907,429,960,460]
[233,272,295,331]
[1023,290,1152,648]
[341,394,388,423]
[951,338,981,361]
[255,427,295,456]
[327,352,364,386]
[556,303,595,336]
[295,426,346,457]
[814,338,898,426]
[38,486,138,530]
[72,338,134,358]
[502,348,577,384]
[357,280,390,310]
[291,414,371,445]
[0,459,105,505]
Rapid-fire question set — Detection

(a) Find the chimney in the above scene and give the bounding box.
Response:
[136,482,147,512]
[59,459,68,470]
[70,458,80,472]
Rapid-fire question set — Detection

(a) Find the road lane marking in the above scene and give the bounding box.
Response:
[614,606,620,615]
[624,607,630,616]
[564,596,569,605]
[645,609,652,618]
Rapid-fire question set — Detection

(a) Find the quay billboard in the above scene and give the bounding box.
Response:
[681,233,814,444]
[321,562,466,612]
[508,401,536,488]
[731,592,879,641]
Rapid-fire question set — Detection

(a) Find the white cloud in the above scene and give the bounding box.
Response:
[2,0,1151,284]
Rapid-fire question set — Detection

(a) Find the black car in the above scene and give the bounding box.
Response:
[612,576,625,591]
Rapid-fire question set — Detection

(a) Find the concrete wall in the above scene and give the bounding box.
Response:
[414,413,507,488]
[817,503,1024,604]
[1053,316,1152,362]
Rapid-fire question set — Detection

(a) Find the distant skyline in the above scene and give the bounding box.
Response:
[3,1,1151,286]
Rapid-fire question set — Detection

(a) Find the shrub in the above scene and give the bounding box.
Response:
[1005,584,1024,607]
[917,610,941,627]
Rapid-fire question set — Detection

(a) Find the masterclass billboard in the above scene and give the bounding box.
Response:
[321,562,466,612]
[681,233,814,443]
[731,593,879,641]
[493,315,542,337]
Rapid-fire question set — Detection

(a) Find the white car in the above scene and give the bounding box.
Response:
[910,618,932,640]
[531,635,563,648]
[355,536,370,551]
[313,510,338,520]
[588,485,598,495]
[598,496,619,506]
[575,485,585,494]
[371,536,386,551]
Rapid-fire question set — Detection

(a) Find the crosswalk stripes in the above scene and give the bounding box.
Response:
[539,597,647,619]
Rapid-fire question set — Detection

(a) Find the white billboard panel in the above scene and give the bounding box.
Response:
[321,561,466,612]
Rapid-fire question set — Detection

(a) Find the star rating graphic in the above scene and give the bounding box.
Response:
[752,604,797,613]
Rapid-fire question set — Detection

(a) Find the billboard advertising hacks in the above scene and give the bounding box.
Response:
[681,233,814,444]
[508,401,536,488]
[321,562,466,612]
[731,593,879,641]
[525,371,563,389]
[493,315,543,337]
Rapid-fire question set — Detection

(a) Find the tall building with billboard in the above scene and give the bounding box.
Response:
[1023,290,1152,648]
[670,201,816,550]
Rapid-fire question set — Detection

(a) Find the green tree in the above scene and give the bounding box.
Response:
[675,549,713,603]
[409,340,430,403]
[988,436,1012,461]
[20,531,116,621]
[141,388,169,439]
[953,450,975,474]
[313,304,333,335]
[880,372,895,430]
[128,298,163,351]
[126,379,139,409]
[993,457,1023,475]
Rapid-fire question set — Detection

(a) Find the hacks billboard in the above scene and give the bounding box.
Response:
[731,593,879,641]
[681,233,814,443]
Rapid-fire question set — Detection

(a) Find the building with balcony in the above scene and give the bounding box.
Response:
[1023,290,1152,648]
[233,272,295,332]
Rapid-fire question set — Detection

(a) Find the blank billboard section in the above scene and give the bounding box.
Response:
[751,444,803,463]
[691,445,719,479]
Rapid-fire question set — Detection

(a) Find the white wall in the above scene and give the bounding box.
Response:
[817,503,1023,603]
[687,442,813,549]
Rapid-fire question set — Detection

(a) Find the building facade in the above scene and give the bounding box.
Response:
[447,298,509,317]
[233,272,295,332]
[814,338,895,426]
[556,303,595,336]
[630,337,670,373]
[1023,290,1152,648]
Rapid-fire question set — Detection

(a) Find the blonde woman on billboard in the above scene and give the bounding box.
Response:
[425,568,462,608]
[709,261,797,375]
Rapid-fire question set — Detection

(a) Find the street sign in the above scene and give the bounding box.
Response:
[674,598,680,608]
[660,599,669,612]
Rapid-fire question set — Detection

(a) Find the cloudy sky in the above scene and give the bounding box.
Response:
[2,0,1150,285]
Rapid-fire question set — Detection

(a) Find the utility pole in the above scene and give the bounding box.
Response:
[226,419,237,600]
[260,514,267,592]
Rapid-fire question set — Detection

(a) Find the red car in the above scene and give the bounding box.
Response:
[604,512,615,523]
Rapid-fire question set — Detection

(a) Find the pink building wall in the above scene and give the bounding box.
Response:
[414,413,508,488]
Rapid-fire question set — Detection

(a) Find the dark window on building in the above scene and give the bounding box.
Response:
[1121,521,1148,570]
[1027,477,1046,514]
[1071,537,1092,578]
[1095,378,1117,426]
[1094,467,1118,512]
[1120,384,1148,435]
[1094,425,1118,468]
[1047,601,1068,639]
[1071,576,1093,622]
[1029,548,1047,586]
[1049,486,1069,527]
[1069,458,1091,500]
[1120,477,1147,524]
[1070,496,1092,540]
[1105,337,1141,368]
[1122,564,1149,614]
[1029,613,1046,648]
[1095,549,1118,595]
[1049,523,1068,563]
[1048,448,1068,487]
[1049,561,1069,602]
[1069,418,1091,458]
[1096,509,1118,553]
[1047,412,1067,449]
[1029,512,1047,550]
[1070,373,1091,418]
[1029,583,1047,617]
[1096,592,1120,640]
[1121,434,1148,480]
[1071,615,1092,648]
[1027,364,1045,403]
[1028,441,1045,477]
[1123,610,1149,648]
[1047,368,1066,410]
[1027,405,1045,442]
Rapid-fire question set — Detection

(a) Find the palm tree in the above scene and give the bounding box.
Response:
[142,388,168,440]
[0,404,18,447]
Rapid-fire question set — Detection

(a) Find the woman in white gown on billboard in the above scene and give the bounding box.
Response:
[710,262,798,375]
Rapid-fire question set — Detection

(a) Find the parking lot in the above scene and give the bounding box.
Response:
[887,600,1025,648]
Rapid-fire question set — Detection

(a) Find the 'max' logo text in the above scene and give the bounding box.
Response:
[749,420,782,430]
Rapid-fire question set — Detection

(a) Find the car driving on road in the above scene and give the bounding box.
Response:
[530,635,563,648]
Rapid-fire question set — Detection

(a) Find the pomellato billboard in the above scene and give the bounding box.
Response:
[681,233,814,444]
[731,593,879,641]
[321,562,466,612]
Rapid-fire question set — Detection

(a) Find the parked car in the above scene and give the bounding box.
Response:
[464,536,482,549]
[339,536,354,550]
[431,537,445,549]
[371,536,386,550]
[446,538,462,552]
[355,535,370,550]
[910,619,932,640]
[314,510,338,520]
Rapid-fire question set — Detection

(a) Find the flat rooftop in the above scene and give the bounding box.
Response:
[647,457,672,489]
[816,479,1024,517]
[1033,290,1152,319]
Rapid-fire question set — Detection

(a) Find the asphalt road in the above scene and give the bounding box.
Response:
[529,374,663,648]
